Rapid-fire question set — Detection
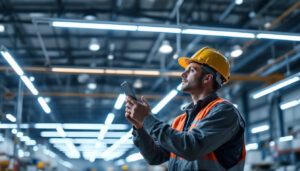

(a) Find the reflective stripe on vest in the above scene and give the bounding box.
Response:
[170,98,246,164]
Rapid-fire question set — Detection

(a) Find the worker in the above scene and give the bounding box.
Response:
[125,47,246,171]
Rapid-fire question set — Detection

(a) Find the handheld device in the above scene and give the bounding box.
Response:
[121,81,137,100]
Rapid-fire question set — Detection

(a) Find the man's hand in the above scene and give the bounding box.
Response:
[125,96,151,127]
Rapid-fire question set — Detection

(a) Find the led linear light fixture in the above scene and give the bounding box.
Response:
[6,113,16,122]
[0,46,52,114]
[251,125,269,134]
[252,73,300,99]
[152,89,178,114]
[114,94,126,110]
[56,125,67,137]
[279,136,293,142]
[280,98,300,110]
[257,33,300,41]
[47,18,300,41]
[20,75,39,95]
[246,143,258,151]
[38,97,51,114]
[137,26,181,33]
[0,48,24,75]
[126,153,144,162]
[52,21,137,31]
[33,123,128,130]
[40,131,127,138]
[182,29,255,38]
[98,113,115,140]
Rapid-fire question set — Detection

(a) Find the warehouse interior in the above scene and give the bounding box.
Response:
[1,0,300,170]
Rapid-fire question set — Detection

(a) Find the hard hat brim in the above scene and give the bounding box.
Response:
[178,57,202,69]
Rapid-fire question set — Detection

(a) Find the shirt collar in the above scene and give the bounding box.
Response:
[185,92,218,111]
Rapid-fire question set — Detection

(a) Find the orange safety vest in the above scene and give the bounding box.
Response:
[170,98,246,167]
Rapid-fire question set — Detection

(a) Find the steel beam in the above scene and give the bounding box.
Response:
[5,92,189,100]
[0,66,285,82]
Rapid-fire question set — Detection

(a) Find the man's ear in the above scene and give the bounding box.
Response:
[203,74,213,84]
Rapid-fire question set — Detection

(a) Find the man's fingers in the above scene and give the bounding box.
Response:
[141,96,150,108]
[125,113,140,125]
[127,116,140,125]
[126,96,137,105]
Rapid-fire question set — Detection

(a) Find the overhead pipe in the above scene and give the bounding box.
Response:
[262,47,300,76]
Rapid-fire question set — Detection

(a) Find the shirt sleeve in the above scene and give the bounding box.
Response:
[142,102,241,161]
[132,127,170,165]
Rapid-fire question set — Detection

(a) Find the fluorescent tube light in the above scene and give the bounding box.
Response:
[0,50,24,76]
[33,146,38,151]
[11,128,17,134]
[34,123,61,129]
[20,136,30,142]
[137,26,181,33]
[152,90,178,114]
[21,76,39,95]
[61,161,73,169]
[251,125,269,134]
[44,149,56,158]
[49,138,133,145]
[17,132,23,137]
[66,140,80,158]
[246,143,258,151]
[105,113,115,125]
[41,131,127,137]
[0,124,28,129]
[182,29,255,38]
[0,24,4,32]
[26,140,36,146]
[126,153,143,162]
[252,74,300,99]
[97,127,108,140]
[33,123,128,130]
[98,113,115,140]
[115,159,125,166]
[37,97,51,114]
[176,83,182,91]
[279,136,293,142]
[6,113,16,122]
[257,33,300,41]
[114,94,126,110]
[100,129,133,159]
[52,21,137,31]
[56,126,67,137]
[280,99,300,110]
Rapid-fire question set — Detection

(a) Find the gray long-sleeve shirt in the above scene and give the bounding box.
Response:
[132,93,245,170]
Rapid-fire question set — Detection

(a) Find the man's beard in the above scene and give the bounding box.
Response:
[181,73,205,92]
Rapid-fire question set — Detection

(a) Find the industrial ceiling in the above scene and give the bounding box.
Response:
[0,0,300,169]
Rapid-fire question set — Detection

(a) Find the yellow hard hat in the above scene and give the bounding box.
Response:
[178,46,230,84]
